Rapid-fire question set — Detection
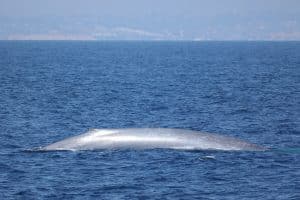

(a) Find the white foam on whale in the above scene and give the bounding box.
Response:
[41,128,266,151]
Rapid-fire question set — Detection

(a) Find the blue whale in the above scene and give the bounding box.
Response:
[42,128,266,151]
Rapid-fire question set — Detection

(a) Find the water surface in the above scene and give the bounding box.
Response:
[0,41,299,199]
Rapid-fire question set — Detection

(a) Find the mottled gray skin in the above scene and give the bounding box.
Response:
[42,128,266,151]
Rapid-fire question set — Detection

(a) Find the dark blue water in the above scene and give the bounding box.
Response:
[0,41,299,199]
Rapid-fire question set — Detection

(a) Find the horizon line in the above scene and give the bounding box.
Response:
[1,39,300,42]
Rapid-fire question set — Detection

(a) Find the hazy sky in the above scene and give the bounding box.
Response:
[0,0,299,40]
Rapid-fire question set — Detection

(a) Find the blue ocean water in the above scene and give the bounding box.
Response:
[0,41,299,199]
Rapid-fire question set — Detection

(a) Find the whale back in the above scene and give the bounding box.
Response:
[42,128,265,151]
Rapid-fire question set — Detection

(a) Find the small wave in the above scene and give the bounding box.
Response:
[198,155,216,160]
[273,147,300,154]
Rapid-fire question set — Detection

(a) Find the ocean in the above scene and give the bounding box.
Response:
[0,41,299,199]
